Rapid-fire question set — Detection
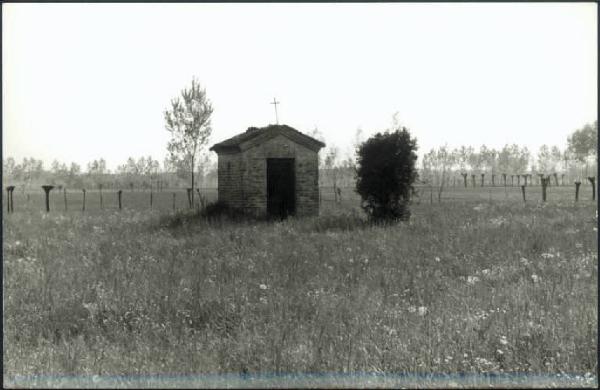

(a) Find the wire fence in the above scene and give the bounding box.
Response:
[2,182,597,215]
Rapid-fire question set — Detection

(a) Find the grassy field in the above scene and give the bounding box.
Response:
[2,188,598,388]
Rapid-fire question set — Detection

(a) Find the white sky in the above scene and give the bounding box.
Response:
[3,3,597,171]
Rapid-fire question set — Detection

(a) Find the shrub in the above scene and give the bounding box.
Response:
[355,127,418,221]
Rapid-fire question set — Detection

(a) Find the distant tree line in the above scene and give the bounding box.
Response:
[2,156,218,192]
[4,121,596,194]
[419,121,597,188]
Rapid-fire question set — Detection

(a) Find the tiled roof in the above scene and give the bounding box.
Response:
[210,124,325,153]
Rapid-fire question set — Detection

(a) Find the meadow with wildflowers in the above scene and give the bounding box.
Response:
[3,193,597,388]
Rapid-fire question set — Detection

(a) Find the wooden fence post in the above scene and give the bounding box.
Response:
[150,190,153,209]
[520,185,526,203]
[42,185,54,212]
[118,190,122,210]
[99,184,103,210]
[82,189,86,212]
[587,177,596,201]
[541,177,548,202]
[575,181,581,202]
[196,188,203,210]
[186,188,193,209]
[6,186,15,213]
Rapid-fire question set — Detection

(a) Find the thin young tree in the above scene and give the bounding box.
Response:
[164,78,213,207]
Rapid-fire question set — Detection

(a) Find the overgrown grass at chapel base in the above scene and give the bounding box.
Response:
[3,200,597,388]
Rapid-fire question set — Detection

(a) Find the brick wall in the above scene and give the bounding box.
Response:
[215,134,321,216]
[217,153,243,207]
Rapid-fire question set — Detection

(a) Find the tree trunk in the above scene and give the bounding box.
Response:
[502,173,507,187]
[82,189,86,212]
[517,175,520,186]
[480,173,485,187]
[462,173,468,188]
[191,155,195,208]
[553,173,559,186]
[575,182,581,202]
[471,174,476,187]
[491,174,496,187]
[118,190,122,210]
[63,188,68,211]
[521,185,526,202]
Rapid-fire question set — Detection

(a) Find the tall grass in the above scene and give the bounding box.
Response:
[3,200,597,387]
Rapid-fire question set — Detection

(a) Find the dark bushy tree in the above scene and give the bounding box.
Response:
[355,127,418,221]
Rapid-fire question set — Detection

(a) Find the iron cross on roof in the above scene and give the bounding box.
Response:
[270,97,280,124]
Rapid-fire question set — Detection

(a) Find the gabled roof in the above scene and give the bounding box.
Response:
[210,124,326,154]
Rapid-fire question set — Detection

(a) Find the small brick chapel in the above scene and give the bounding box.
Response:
[209,124,325,218]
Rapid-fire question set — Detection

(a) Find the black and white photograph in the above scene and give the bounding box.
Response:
[2,2,598,388]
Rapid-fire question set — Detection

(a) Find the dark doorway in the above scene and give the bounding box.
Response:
[267,158,295,218]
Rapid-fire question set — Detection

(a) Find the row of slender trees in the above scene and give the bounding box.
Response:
[421,121,598,188]
[2,155,219,193]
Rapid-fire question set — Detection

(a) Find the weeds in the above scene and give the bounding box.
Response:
[2,201,597,387]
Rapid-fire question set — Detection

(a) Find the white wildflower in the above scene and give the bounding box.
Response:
[417,306,428,316]
[467,276,480,285]
[259,283,268,290]
[435,257,441,262]
[499,336,508,345]
[408,305,417,313]
[531,274,540,283]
